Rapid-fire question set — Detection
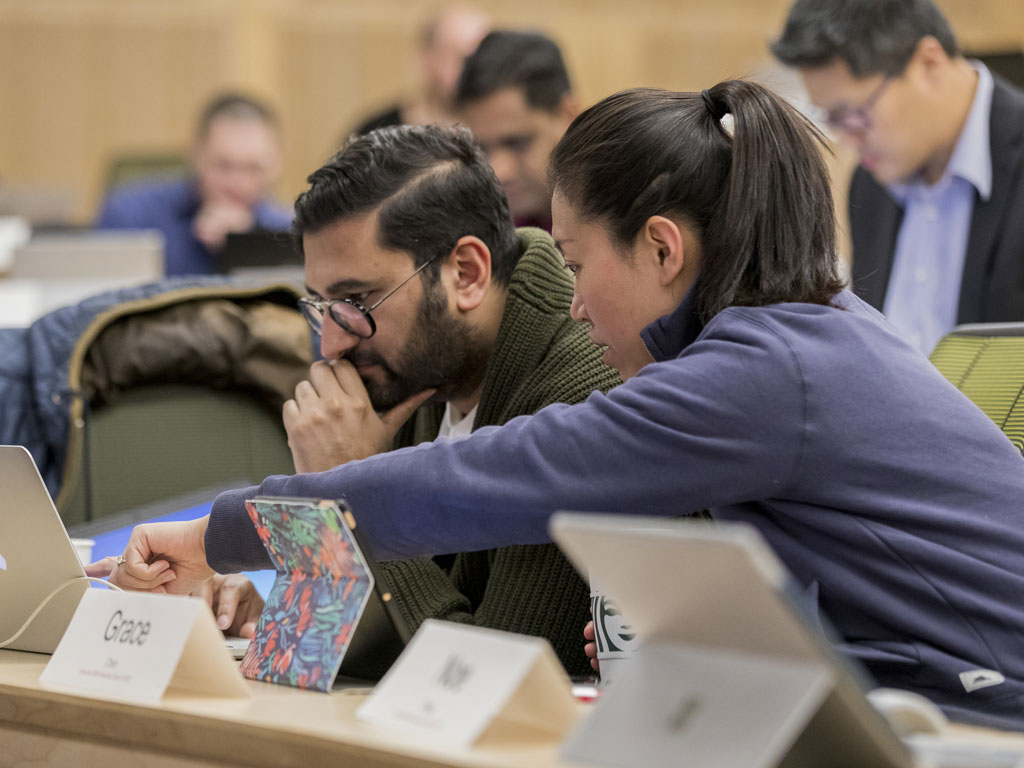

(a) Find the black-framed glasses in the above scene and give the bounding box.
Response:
[298,252,443,339]
[823,75,893,136]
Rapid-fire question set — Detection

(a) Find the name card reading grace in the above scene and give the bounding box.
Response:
[40,589,249,704]
[357,619,579,747]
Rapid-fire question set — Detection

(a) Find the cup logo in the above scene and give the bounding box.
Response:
[592,594,639,658]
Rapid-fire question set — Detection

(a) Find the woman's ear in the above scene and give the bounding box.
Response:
[448,236,492,312]
[640,216,688,287]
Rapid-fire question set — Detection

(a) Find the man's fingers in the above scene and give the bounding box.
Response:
[328,359,372,399]
[309,360,347,397]
[583,620,595,641]
[293,379,319,408]
[381,389,436,432]
[239,621,257,639]
[282,399,303,434]
[193,578,215,608]
[216,583,242,630]
[84,556,116,578]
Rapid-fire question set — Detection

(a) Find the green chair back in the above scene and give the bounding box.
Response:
[58,384,294,527]
[104,153,188,193]
[929,323,1024,455]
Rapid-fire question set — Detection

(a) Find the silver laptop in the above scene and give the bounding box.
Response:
[550,513,913,768]
[0,445,91,654]
[0,183,75,226]
[12,230,164,280]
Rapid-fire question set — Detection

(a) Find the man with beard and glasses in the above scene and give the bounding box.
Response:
[186,123,620,673]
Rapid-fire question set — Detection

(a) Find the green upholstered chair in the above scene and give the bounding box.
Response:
[51,284,311,528]
[58,384,295,527]
[104,152,189,193]
[929,322,1024,455]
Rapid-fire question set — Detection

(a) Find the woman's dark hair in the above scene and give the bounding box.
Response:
[293,124,519,285]
[548,82,843,321]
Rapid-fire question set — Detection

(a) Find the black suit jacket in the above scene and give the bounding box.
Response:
[849,74,1024,324]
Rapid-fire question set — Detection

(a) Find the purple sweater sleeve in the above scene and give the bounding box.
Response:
[204,311,805,570]
[206,489,273,573]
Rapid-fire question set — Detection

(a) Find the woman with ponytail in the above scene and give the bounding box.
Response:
[115,82,1024,730]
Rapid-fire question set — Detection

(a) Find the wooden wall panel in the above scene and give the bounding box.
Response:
[0,0,1021,222]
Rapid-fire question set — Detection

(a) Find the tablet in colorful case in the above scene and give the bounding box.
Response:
[241,497,374,692]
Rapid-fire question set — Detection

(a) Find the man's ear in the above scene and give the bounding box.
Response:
[639,216,689,287]
[448,236,492,312]
[912,35,950,81]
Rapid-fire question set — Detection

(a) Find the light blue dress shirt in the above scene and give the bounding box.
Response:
[883,63,994,355]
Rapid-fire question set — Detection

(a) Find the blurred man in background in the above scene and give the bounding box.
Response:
[354,5,489,134]
[773,0,1024,354]
[96,93,292,276]
[454,30,579,230]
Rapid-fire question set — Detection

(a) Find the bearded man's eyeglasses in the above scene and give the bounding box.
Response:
[298,253,443,339]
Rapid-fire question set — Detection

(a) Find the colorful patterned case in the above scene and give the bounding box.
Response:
[240,497,374,692]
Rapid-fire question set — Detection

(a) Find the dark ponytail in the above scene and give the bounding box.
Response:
[548,81,843,321]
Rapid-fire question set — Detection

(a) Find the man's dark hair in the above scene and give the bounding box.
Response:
[293,124,519,285]
[196,92,279,138]
[455,30,571,112]
[549,83,844,323]
[771,0,959,77]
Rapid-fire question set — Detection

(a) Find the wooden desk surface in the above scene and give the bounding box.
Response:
[6,649,1024,768]
[0,650,585,768]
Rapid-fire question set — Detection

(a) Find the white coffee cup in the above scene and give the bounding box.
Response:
[590,577,640,686]
[70,538,95,566]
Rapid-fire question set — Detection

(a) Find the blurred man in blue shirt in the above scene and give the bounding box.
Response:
[96,93,292,276]
[773,0,1024,354]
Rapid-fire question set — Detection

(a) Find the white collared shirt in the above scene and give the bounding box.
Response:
[883,62,995,355]
[437,402,478,441]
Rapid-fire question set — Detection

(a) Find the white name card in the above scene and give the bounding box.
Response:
[40,589,249,704]
[357,619,579,747]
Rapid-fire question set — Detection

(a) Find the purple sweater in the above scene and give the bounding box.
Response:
[208,290,1024,729]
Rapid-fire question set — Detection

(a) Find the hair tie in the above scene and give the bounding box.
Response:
[701,89,726,121]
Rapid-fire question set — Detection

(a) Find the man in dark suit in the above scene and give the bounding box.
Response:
[773,0,1024,354]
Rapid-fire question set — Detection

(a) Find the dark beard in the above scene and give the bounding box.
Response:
[348,283,491,412]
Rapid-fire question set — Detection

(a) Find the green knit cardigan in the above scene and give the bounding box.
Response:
[380,227,621,676]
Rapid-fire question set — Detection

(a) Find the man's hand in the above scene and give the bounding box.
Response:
[192,199,254,252]
[85,517,215,595]
[192,574,264,638]
[283,360,434,473]
[583,620,600,673]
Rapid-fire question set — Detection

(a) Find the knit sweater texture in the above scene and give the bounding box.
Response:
[379,227,620,676]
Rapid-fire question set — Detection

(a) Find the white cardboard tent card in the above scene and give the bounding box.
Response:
[41,589,249,704]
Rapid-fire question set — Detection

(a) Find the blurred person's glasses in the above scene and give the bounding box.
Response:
[823,75,893,136]
[298,252,444,339]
